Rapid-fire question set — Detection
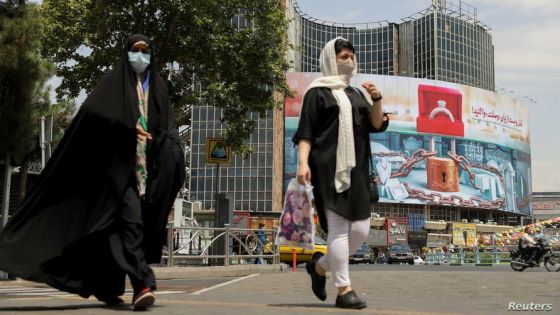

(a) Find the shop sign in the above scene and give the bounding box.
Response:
[386,218,408,245]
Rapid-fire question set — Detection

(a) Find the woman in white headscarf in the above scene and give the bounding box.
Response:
[293,37,389,309]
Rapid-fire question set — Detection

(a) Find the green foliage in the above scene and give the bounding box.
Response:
[0,1,54,163]
[41,0,292,155]
[48,97,77,148]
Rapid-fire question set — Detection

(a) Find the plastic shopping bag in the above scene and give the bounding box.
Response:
[276,179,315,250]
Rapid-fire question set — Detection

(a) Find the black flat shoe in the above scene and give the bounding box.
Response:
[306,261,327,301]
[335,290,367,309]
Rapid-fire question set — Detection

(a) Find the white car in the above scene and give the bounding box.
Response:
[414,256,425,265]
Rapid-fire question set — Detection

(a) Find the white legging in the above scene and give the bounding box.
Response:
[317,209,370,287]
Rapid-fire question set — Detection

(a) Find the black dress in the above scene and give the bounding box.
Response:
[293,87,389,232]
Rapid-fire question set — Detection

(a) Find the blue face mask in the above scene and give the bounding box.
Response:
[127,51,151,74]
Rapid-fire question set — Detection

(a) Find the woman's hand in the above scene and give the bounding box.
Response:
[362,81,381,100]
[136,126,153,142]
[297,163,311,185]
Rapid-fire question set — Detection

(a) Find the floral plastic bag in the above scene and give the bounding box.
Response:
[276,179,315,250]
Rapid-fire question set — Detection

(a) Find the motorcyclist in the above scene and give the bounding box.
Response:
[376,252,386,264]
[521,226,539,265]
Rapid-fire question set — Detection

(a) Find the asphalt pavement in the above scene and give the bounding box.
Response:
[0,264,558,315]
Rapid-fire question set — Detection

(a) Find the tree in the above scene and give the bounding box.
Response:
[0,0,54,214]
[48,98,76,147]
[41,0,292,155]
[0,0,52,163]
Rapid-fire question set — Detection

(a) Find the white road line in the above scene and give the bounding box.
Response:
[153,291,186,295]
[0,288,57,293]
[190,274,260,296]
[9,292,72,296]
[113,291,185,297]
[1,287,185,298]
[0,287,37,291]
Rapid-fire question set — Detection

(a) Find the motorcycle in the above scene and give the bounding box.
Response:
[510,238,560,272]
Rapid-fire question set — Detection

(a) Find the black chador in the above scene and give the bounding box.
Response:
[0,35,185,305]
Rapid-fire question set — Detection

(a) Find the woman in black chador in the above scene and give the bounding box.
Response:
[293,37,389,309]
[0,34,185,311]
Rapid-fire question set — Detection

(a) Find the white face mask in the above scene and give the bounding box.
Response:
[128,51,151,74]
[337,59,355,76]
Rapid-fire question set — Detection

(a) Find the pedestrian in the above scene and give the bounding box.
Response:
[0,34,185,311]
[254,223,267,264]
[293,37,389,309]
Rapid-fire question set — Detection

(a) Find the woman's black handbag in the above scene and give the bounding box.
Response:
[368,152,379,203]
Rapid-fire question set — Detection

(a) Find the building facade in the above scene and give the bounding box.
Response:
[189,107,275,213]
[288,0,495,90]
[187,11,285,216]
[531,192,560,222]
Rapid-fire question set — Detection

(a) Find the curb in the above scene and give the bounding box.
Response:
[153,264,288,280]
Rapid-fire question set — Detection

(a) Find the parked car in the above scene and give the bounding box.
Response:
[350,243,373,264]
[387,243,414,265]
[279,236,328,267]
[413,255,425,265]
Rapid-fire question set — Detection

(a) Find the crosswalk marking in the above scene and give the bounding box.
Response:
[0,286,184,298]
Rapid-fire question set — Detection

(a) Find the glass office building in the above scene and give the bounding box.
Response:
[288,0,495,91]
[298,19,397,76]
[188,12,278,213]
[189,106,274,212]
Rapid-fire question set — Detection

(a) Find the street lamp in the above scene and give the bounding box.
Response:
[517,96,537,105]
[496,87,514,95]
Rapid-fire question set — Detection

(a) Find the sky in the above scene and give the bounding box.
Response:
[298,0,560,192]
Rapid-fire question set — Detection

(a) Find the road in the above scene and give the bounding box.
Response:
[0,264,558,314]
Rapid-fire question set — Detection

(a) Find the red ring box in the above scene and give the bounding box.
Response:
[417,84,464,137]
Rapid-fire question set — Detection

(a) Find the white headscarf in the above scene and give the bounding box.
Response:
[304,37,357,193]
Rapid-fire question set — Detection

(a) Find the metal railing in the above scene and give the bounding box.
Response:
[161,224,280,267]
[425,247,516,265]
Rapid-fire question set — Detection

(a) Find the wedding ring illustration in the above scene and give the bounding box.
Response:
[429,100,455,122]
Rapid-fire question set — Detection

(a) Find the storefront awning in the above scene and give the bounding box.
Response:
[425,221,448,230]
[426,233,452,248]
[475,224,512,233]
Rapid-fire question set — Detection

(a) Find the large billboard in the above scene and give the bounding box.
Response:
[285,73,532,214]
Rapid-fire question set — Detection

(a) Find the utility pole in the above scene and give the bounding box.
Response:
[2,156,11,229]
